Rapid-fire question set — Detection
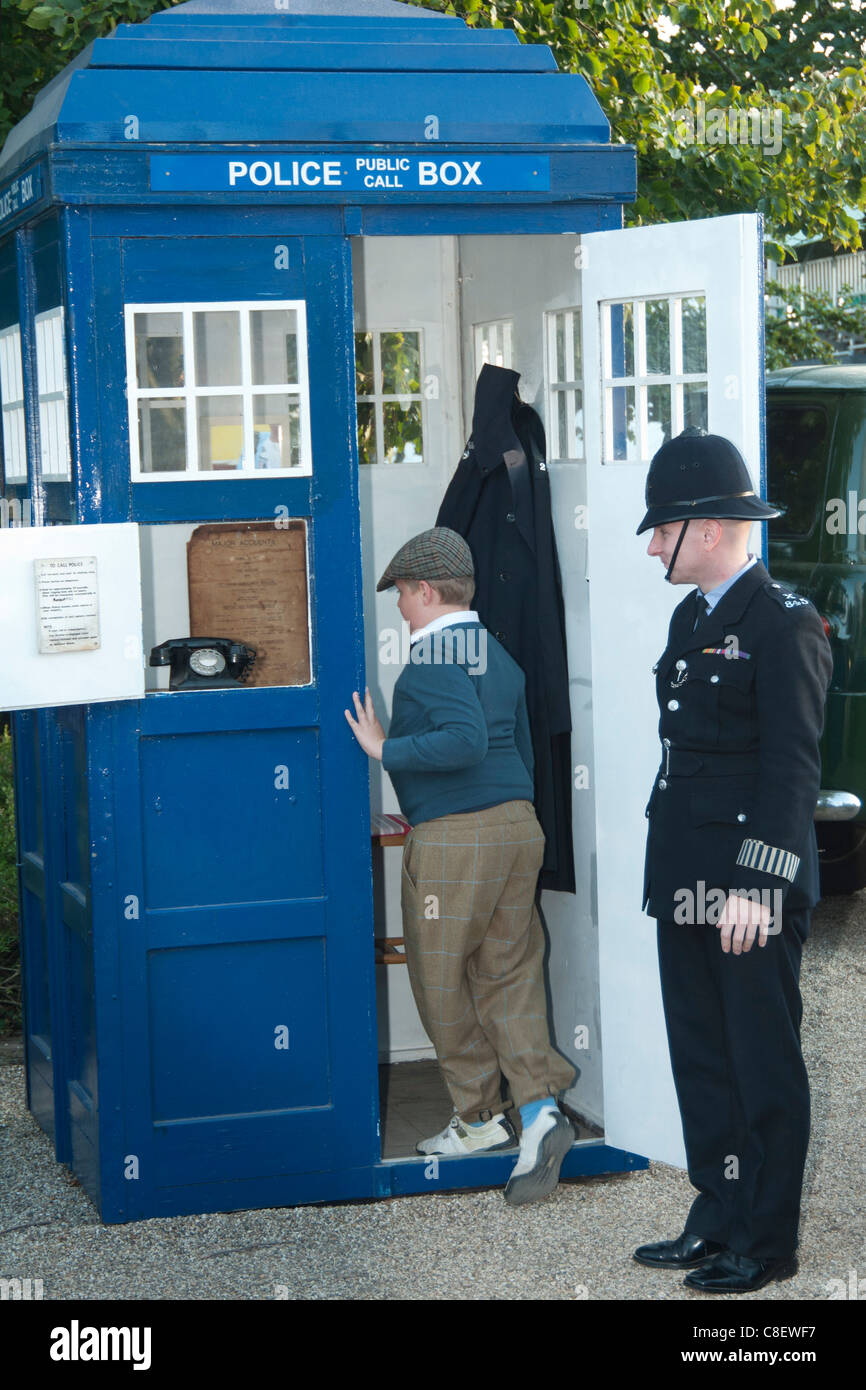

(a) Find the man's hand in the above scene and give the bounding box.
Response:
[344,687,386,761]
[717,892,773,955]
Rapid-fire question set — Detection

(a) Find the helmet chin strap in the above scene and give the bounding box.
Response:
[665,518,689,583]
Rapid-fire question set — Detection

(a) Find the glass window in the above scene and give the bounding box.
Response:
[354,329,425,465]
[125,301,312,479]
[35,308,71,480]
[767,403,830,538]
[474,319,513,375]
[545,308,584,460]
[0,324,27,485]
[602,294,709,462]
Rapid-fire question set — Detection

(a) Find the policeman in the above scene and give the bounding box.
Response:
[632,430,832,1294]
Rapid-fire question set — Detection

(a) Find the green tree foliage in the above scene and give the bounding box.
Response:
[765,278,866,369]
[0,0,174,150]
[419,1,866,256]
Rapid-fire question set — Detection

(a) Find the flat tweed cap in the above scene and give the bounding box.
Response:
[376,527,474,592]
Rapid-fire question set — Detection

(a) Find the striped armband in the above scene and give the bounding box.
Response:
[735,838,800,883]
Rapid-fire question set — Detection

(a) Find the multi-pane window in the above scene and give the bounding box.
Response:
[35,308,71,480]
[0,324,27,484]
[474,319,513,376]
[354,329,424,465]
[601,295,708,462]
[545,308,583,460]
[125,301,312,479]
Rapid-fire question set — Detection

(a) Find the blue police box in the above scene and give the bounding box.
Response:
[0,0,649,1222]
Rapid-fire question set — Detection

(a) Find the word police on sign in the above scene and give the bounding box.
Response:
[0,164,44,230]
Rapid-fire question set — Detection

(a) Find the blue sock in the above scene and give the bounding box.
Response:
[519,1097,558,1127]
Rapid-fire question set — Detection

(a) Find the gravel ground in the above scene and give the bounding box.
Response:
[1,892,863,1302]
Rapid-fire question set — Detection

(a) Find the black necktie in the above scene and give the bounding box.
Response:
[693,594,710,630]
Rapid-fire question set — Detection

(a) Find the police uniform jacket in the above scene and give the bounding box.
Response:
[643,560,833,920]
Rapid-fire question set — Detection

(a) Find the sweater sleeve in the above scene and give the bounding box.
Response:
[382,660,488,774]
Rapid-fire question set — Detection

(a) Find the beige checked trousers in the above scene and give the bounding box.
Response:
[400,799,575,1122]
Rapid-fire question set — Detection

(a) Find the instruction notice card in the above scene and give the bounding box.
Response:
[35,555,100,653]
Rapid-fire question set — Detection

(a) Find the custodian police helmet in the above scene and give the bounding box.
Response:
[636,429,780,536]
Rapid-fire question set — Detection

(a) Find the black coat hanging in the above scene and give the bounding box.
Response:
[437,363,575,893]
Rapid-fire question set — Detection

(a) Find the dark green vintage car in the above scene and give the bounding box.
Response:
[766,364,866,894]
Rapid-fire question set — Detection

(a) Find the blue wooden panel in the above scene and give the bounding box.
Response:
[89,39,557,73]
[147,936,330,1121]
[54,71,610,147]
[140,728,324,908]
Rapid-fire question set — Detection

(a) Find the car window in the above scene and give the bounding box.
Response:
[767,402,832,539]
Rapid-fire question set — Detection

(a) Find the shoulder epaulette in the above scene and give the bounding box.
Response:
[763,580,813,612]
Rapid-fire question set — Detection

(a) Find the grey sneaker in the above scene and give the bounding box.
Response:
[416,1113,517,1156]
[504,1108,574,1205]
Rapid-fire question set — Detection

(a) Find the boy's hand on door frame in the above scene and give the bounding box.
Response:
[344,687,386,761]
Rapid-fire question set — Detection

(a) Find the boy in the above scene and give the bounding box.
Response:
[345,527,575,1205]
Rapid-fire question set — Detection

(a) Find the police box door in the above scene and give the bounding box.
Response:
[456,214,763,1164]
[581,214,765,1167]
[92,223,378,1216]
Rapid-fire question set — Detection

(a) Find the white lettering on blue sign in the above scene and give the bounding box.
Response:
[0,165,44,229]
[151,153,549,195]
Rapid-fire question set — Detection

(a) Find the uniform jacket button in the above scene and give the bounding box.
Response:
[667,699,679,711]
[710,674,720,684]
[505,512,516,523]
[737,813,748,823]
[499,571,509,582]
[658,778,668,789]
[675,659,687,671]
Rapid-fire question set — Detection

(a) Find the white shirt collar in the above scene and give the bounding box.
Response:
[409,610,480,645]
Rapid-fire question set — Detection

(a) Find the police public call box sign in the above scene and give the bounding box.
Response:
[150,152,550,193]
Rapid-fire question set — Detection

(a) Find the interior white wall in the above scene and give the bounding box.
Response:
[140,523,195,689]
[352,235,465,1062]
[455,234,600,1125]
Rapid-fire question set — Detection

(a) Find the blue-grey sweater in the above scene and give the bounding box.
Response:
[381,621,534,826]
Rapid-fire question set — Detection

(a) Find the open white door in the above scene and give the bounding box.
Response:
[583,214,764,1164]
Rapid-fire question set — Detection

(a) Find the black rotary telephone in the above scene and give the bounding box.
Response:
[149,637,257,690]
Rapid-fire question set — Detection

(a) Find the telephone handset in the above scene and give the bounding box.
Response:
[149,637,257,690]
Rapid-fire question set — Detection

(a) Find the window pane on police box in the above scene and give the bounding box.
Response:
[194,311,241,388]
[571,388,584,457]
[357,401,377,465]
[683,382,708,434]
[682,297,707,374]
[134,313,184,389]
[138,400,186,472]
[647,383,672,454]
[197,395,244,470]
[383,400,423,463]
[610,385,638,461]
[382,332,420,395]
[253,395,301,468]
[251,309,299,386]
[645,300,671,376]
[355,333,375,396]
[609,302,635,379]
[554,313,567,382]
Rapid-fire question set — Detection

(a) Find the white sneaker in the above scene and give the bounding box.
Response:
[504,1108,574,1205]
[416,1113,517,1156]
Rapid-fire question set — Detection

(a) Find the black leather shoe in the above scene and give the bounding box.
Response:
[684,1249,798,1293]
[633,1232,726,1269]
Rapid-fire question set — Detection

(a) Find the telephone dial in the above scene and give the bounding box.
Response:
[149,637,257,690]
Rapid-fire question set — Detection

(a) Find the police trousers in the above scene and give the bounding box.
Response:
[657,905,811,1259]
